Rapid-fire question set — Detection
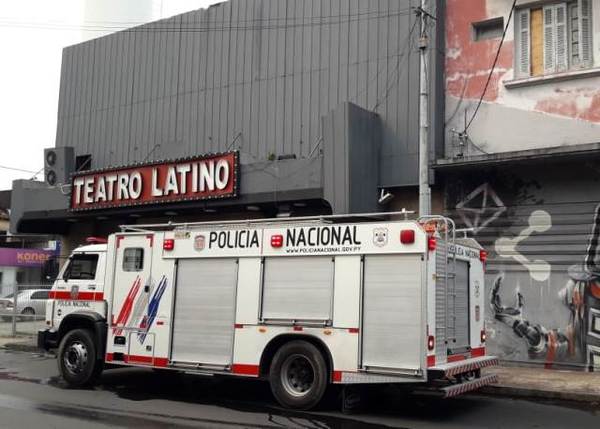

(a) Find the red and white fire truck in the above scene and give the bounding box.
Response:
[39,213,497,410]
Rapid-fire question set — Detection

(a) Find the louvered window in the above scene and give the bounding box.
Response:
[515,0,593,78]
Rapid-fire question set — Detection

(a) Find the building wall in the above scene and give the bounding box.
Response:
[444,0,600,371]
[56,0,439,188]
[445,0,600,156]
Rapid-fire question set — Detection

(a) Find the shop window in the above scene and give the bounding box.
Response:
[63,254,99,280]
[515,0,592,78]
[123,248,144,272]
[473,18,504,41]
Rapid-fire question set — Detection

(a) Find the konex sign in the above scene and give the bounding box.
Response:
[70,152,238,211]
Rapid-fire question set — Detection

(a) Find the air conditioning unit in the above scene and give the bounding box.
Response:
[44,147,74,186]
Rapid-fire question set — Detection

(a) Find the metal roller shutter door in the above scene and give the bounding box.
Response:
[262,256,334,322]
[171,258,238,366]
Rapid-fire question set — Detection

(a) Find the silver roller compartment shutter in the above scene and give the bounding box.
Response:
[449,259,470,353]
[262,256,334,322]
[362,254,423,372]
[171,258,238,366]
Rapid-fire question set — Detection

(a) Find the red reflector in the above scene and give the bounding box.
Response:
[481,329,486,344]
[428,237,437,251]
[400,229,415,244]
[293,326,303,331]
[480,250,488,263]
[427,335,435,351]
[271,234,283,248]
[163,239,175,251]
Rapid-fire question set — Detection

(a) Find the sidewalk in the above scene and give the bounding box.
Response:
[0,335,38,352]
[481,365,600,404]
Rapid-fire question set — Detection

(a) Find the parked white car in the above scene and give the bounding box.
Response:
[0,289,50,320]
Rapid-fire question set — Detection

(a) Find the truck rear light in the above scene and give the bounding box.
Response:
[480,329,486,344]
[163,239,175,251]
[427,335,435,351]
[271,234,283,248]
[428,237,437,251]
[480,250,488,263]
[400,229,415,244]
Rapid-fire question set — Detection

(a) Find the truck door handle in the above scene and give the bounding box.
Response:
[88,284,96,290]
[144,285,150,293]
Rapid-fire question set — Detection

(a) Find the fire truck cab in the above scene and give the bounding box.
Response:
[39,213,497,410]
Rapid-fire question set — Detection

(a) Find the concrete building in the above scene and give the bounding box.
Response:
[440,0,600,371]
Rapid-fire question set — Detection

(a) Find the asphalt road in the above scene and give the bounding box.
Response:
[0,349,599,429]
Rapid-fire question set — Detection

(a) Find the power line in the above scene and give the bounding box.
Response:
[0,164,41,174]
[0,8,413,28]
[0,9,413,33]
[371,17,419,112]
[463,0,517,133]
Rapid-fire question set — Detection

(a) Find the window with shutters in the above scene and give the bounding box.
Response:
[515,1,593,78]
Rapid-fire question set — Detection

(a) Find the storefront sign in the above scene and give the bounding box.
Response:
[70,152,238,211]
[0,248,55,267]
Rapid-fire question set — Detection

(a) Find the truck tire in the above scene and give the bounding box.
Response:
[58,329,101,388]
[269,340,329,410]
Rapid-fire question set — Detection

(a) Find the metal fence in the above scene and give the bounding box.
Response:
[0,284,52,338]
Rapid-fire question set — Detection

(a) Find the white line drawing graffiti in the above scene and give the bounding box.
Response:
[495,210,552,282]
[456,183,506,234]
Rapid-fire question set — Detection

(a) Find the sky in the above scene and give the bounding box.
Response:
[0,0,223,191]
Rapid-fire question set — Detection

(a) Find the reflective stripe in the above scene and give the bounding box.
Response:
[49,291,104,301]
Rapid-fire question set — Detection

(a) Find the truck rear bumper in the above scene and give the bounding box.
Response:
[37,328,58,351]
[428,355,499,378]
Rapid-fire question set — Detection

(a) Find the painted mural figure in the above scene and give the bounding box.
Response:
[491,204,600,371]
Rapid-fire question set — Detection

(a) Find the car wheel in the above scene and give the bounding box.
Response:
[20,307,35,322]
[269,340,329,410]
[58,329,101,388]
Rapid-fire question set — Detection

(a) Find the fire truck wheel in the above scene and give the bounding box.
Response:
[58,329,100,388]
[269,341,328,410]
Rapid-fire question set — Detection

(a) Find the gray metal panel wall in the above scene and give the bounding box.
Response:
[55,0,429,186]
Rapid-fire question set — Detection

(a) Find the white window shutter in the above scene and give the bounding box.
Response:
[516,8,531,77]
[579,0,592,66]
[543,6,556,73]
[555,3,568,72]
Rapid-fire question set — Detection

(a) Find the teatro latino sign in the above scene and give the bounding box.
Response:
[70,152,238,211]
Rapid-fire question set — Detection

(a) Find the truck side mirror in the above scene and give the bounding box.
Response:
[42,257,60,282]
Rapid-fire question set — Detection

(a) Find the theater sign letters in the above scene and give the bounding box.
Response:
[70,152,238,211]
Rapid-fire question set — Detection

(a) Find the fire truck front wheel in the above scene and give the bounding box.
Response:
[58,329,101,387]
[269,340,328,410]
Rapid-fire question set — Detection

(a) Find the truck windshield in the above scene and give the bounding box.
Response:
[63,254,99,280]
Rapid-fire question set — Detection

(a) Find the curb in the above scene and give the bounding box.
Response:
[479,384,600,404]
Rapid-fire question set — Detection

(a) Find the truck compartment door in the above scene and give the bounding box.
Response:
[361,254,424,374]
[170,258,238,367]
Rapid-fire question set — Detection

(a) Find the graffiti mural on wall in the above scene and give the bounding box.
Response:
[447,169,600,370]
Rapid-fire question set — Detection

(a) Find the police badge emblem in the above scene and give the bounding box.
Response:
[194,235,206,251]
[373,228,388,247]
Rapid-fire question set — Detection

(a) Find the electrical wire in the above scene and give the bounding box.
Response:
[371,17,418,112]
[0,165,41,174]
[463,0,517,133]
[0,9,413,33]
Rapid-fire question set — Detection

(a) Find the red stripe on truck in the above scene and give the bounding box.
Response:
[471,347,486,357]
[232,364,260,376]
[105,353,168,367]
[49,291,104,301]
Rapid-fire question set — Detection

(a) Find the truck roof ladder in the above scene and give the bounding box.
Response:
[119,209,418,233]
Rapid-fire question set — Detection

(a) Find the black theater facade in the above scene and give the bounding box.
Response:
[10,0,445,256]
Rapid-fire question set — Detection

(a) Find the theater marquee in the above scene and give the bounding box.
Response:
[70,152,238,211]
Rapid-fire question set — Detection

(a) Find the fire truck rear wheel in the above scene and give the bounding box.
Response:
[269,340,328,410]
[58,329,101,388]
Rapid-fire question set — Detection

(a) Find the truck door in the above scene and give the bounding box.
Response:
[110,234,156,364]
[361,254,425,376]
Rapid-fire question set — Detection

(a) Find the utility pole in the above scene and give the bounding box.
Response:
[418,0,432,216]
